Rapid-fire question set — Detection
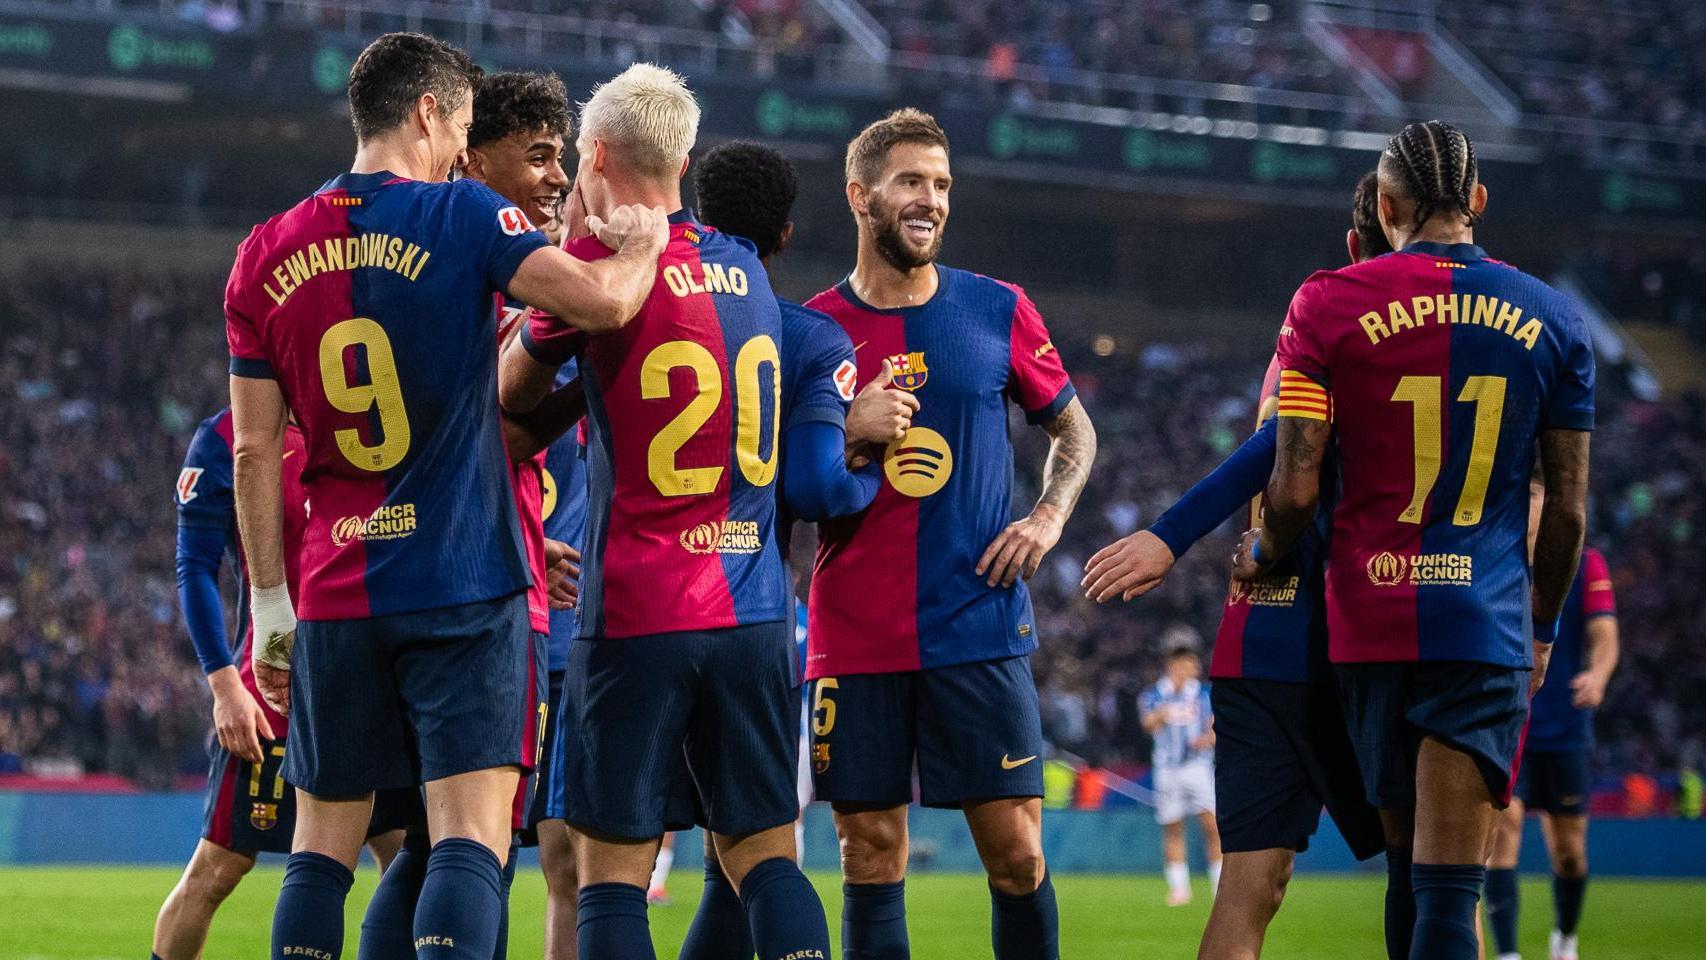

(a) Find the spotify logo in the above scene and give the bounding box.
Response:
[883,427,953,498]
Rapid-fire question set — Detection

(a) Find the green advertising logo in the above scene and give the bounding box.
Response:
[1251,141,1337,184]
[0,22,53,59]
[313,46,352,94]
[1602,172,1682,214]
[987,115,1078,161]
[755,90,850,139]
[1121,129,1210,173]
[107,24,215,72]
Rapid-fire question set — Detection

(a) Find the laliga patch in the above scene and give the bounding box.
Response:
[833,359,858,402]
[175,467,205,504]
[497,206,533,236]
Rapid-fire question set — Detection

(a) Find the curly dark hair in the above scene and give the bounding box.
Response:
[1351,169,1392,260]
[348,33,481,144]
[469,71,573,150]
[692,140,800,260]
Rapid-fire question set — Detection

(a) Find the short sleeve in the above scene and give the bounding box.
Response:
[176,418,235,532]
[449,179,552,295]
[225,234,273,379]
[1581,548,1616,618]
[1000,283,1075,424]
[1544,319,1596,431]
[1274,275,1336,421]
[785,310,856,432]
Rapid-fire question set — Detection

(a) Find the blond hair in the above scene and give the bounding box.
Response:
[579,63,700,178]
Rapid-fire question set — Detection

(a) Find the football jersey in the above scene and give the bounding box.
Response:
[1276,241,1595,666]
[1527,547,1616,752]
[1140,677,1213,768]
[522,210,789,638]
[1210,356,1332,684]
[541,361,589,671]
[500,295,551,636]
[776,297,858,555]
[174,409,308,735]
[225,172,547,620]
[804,265,1075,678]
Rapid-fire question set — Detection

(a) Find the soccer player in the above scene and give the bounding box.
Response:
[1233,120,1594,960]
[1485,478,1619,960]
[1080,172,1389,958]
[152,409,400,960]
[804,108,1098,960]
[223,32,665,960]
[1140,648,1222,907]
[677,138,921,960]
[501,64,833,960]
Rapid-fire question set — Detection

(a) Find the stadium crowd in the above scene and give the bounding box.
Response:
[0,263,1701,807]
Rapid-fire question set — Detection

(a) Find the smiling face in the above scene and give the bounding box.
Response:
[427,91,475,184]
[857,141,951,272]
[465,127,569,227]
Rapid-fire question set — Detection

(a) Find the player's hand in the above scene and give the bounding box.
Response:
[1081,530,1177,603]
[1231,528,1268,581]
[977,504,1066,588]
[209,665,272,764]
[546,538,581,610]
[589,203,669,255]
[1569,669,1609,709]
[1530,640,1553,698]
[845,359,921,447]
[560,184,592,243]
[253,654,292,718]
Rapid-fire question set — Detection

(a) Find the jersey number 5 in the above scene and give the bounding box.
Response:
[642,336,780,496]
[319,318,412,472]
[1391,374,1506,526]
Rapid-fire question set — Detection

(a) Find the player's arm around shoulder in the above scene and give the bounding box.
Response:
[506,203,669,335]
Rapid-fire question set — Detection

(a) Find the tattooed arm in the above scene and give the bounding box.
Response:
[1232,416,1328,580]
[1532,429,1591,625]
[976,397,1098,587]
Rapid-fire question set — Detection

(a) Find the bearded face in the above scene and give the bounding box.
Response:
[868,187,945,272]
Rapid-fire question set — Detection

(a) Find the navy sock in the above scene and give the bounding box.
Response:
[681,859,754,960]
[990,871,1059,960]
[1411,863,1485,960]
[1553,872,1587,936]
[843,880,909,960]
[1483,867,1519,955]
[578,883,655,960]
[491,841,519,960]
[738,857,832,960]
[1384,847,1415,960]
[272,851,354,960]
[413,838,505,960]
[357,833,430,960]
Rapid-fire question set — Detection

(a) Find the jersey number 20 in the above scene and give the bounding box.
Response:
[1391,374,1506,526]
[642,336,780,496]
[319,318,412,472]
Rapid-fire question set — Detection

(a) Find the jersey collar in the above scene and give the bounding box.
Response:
[835,263,946,315]
[1402,240,1486,262]
[319,170,404,193]
[669,207,697,226]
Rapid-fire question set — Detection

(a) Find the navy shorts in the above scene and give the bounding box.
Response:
[808,655,1045,809]
[1335,661,1529,810]
[285,591,536,797]
[553,621,799,840]
[1516,748,1589,816]
[1211,678,1385,860]
[518,667,566,846]
[201,737,421,853]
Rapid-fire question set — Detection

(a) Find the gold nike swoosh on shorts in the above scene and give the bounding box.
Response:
[1001,754,1037,770]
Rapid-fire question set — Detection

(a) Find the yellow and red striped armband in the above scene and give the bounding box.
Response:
[1276,370,1331,421]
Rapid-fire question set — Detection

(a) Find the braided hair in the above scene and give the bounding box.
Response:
[1381,120,1480,229]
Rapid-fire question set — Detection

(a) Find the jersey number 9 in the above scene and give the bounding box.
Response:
[319,318,412,472]
[642,336,781,497]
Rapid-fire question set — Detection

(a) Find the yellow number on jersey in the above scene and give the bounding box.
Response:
[318,318,411,471]
[640,336,782,497]
[1391,374,1507,526]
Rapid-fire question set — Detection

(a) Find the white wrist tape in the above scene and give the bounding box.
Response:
[249,583,297,670]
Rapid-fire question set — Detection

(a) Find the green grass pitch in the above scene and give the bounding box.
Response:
[0,867,1700,958]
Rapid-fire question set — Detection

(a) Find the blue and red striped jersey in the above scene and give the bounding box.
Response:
[776,297,858,555]
[523,211,789,638]
[1210,357,1331,683]
[174,409,307,734]
[1276,241,1596,666]
[225,172,547,620]
[1528,547,1617,751]
[540,361,588,671]
[804,265,1075,677]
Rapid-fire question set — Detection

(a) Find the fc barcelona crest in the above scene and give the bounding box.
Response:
[885,351,929,391]
[250,802,279,831]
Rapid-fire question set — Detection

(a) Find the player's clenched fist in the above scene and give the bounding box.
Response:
[589,203,669,254]
[847,359,921,446]
[1230,527,1269,582]
[1082,529,1177,603]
